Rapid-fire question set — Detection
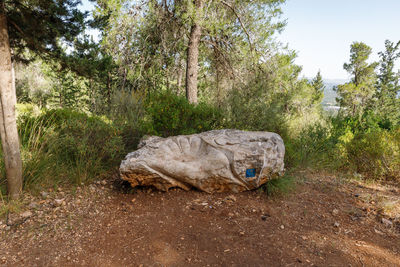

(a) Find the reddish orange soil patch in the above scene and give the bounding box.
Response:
[1,171,399,266]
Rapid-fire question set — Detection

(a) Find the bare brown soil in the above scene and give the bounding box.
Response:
[1,170,399,266]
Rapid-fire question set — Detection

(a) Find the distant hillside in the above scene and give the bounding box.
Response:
[321,79,347,107]
[322,82,338,106]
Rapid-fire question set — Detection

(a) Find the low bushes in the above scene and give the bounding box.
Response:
[143,91,223,137]
[2,95,398,197]
[110,90,224,151]
[284,123,335,169]
[286,115,400,183]
[345,129,400,181]
[1,94,224,193]
[0,108,125,193]
[38,109,124,184]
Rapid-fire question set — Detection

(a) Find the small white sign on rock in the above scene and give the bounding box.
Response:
[120,129,285,193]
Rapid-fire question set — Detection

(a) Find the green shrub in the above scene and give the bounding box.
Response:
[261,174,296,197]
[109,90,147,151]
[16,103,41,117]
[345,128,400,182]
[17,112,57,187]
[143,91,223,137]
[223,86,289,136]
[14,109,125,189]
[43,109,123,183]
[285,123,336,169]
[286,114,400,183]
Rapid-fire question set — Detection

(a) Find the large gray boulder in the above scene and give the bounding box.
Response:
[120,129,285,193]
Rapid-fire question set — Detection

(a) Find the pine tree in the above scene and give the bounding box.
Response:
[336,42,378,118]
[374,40,400,126]
[310,71,324,105]
[97,0,287,103]
[0,0,86,199]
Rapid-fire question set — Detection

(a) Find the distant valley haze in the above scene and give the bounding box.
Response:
[321,80,341,107]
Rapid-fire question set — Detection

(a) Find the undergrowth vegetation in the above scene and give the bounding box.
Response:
[142,91,224,137]
[2,89,400,199]
[286,117,400,183]
[1,0,399,199]
[261,174,297,197]
[1,109,124,195]
[0,93,225,195]
[1,89,399,199]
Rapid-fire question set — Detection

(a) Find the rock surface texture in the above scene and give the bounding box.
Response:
[120,129,285,193]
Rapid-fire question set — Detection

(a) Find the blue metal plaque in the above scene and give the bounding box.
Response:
[246,168,256,178]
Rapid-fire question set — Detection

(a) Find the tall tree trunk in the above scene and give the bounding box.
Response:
[0,12,23,199]
[185,0,203,104]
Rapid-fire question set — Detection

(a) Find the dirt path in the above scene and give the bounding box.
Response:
[1,171,399,266]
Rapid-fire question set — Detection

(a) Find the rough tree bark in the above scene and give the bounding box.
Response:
[185,0,204,104]
[0,11,23,199]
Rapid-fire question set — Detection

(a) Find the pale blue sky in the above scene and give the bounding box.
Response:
[279,0,400,80]
[81,0,94,11]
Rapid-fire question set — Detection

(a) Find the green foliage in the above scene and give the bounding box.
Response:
[6,0,400,196]
[336,42,378,117]
[17,113,57,187]
[345,128,400,182]
[343,42,378,86]
[225,85,289,135]
[40,109,123,166]
[15,61,52,108]
[285,123,334,169]
[284,112,400,183]
[143,91,223,137]
[5,0,86,63]
[223,53,323,138]
[310,71,325,105]
[109,90,147,151]
[261,174,296,197]
[95,0,287,98]
[44,64,90,110]
[1,108,125,190]
[373,40,400,126]
[15,57,95,112]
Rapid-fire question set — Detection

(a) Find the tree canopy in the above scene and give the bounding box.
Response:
[4,0,86,62]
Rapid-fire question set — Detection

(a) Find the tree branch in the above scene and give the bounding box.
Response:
[221,0,253,52]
